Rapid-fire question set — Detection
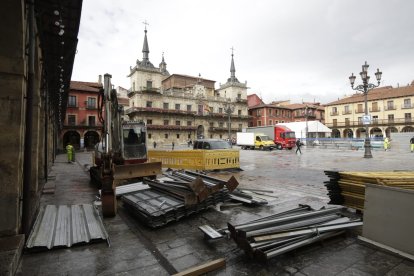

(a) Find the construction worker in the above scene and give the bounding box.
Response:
[410,136,414,152]
[66,142,74,163]
[383,137,390,151]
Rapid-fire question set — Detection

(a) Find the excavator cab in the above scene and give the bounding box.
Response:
[122,122,148,163]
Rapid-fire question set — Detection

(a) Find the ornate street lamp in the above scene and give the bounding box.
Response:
[349,61,382,158]
[223,100,235,145]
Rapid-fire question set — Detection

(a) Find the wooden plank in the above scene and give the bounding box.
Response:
[172,258,226,276]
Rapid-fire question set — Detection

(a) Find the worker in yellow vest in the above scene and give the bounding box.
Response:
[383,137,390,151]
[66,143,74,163]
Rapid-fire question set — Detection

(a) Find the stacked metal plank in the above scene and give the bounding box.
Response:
[229,189,270,205]
[26,204,109,250]
[324,171,414,210]
[122,170,238,228]
[227,205,362,262]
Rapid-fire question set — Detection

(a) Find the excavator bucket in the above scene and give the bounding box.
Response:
[112,161,162,181]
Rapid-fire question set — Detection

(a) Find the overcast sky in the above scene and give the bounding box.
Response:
[72,0,414,105]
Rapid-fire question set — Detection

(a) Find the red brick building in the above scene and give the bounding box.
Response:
[247,94,264,107]
[248,103,294,127]
[61,81,103,150]
[247,94,325,127]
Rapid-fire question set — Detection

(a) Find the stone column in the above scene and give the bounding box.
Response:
[0,0,26,236]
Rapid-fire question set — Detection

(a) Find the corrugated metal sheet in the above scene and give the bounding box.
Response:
[115,182,149,196]
[26,204,109,249]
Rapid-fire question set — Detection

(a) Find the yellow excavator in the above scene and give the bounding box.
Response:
[90,74,161,217]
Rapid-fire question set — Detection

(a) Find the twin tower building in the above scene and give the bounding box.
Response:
[126,27,250,145]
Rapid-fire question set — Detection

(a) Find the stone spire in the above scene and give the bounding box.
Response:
[228,47,239,83]
[142,27,150,63]
[135,21,154,69]
[159,52,169,75]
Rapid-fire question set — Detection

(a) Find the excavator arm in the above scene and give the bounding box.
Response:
[94,74,161,217]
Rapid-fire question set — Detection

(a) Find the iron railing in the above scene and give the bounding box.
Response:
[326,118,413,128]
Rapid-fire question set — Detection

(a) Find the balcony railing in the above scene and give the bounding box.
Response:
[354,109,365,114]
[128,87,161,97]
[384,105,397,111]
[208,127,241,132]
[401,104,414,109]
[342,110,352,115]
[125,107,196,116]
[146,125,197,131]
[369,107,381,112]
[326,118,413,128]
[63,123,103,129]
[330,111,339,116]
[67,103,78,108]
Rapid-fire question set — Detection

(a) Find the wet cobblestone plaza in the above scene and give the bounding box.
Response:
[17,146,414,275]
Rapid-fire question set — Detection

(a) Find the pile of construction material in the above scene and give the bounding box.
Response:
[229,188,273,205]
[325,171,414,210]
[122,170,239,228]
[227,205,362,262]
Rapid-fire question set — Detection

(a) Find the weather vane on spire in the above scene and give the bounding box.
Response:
[230,46,235,56]
[143,20,149,31]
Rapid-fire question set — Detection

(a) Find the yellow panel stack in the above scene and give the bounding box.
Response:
[148,149,240,170]
[325,171,414,211]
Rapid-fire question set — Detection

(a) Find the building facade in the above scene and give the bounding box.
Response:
[62,81,103,150]
[248,103,294,127]
[126,29,249,146]
[247,98,325,127]
[324,83,414,138]
[0,0,82,265]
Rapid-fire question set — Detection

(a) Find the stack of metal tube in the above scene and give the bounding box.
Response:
[227,205,362,262]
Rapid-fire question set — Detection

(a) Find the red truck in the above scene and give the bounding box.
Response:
[247,125,296,150]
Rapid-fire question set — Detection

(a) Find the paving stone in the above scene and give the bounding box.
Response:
[385,259,414,276]
[338,267,380,276]
[171,253,203,273]
[16,150,414,275]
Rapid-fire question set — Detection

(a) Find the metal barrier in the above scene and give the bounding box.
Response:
[148,149,240,170]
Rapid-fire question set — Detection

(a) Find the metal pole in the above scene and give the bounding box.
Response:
[363,85,372,158]
[228,109,231,140]
[305,106,308,145]
[22,0,35,237]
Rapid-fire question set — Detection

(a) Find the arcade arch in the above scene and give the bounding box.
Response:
[343,129,353,138]
[63,131,81,149]
[84,130,100,150]
[331,129,340,138]
[196,125,205,139]
[402,126,414,132]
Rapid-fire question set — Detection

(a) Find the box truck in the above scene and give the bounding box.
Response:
[246,126,296,150]
[236,132,275,150]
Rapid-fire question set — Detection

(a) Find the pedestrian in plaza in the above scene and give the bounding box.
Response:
[295,139,302,155]
[66,142,74,163]
[384,137,390,151]
[410,136,414,152]
[172,141,175,150]
[153,141,157,149]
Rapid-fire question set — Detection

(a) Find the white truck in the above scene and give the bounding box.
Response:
[236,132,275,150]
